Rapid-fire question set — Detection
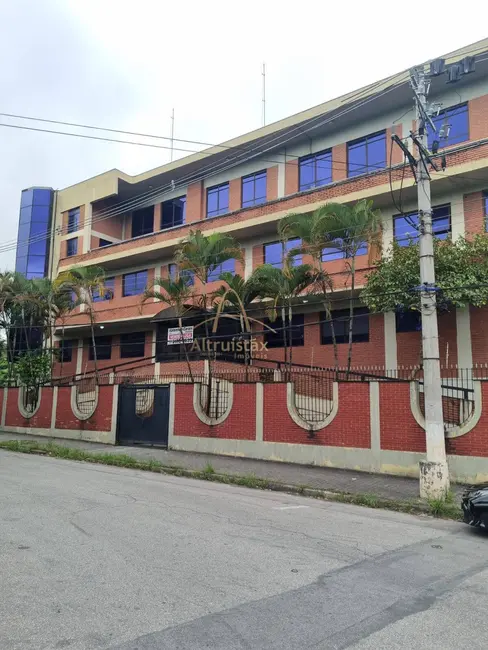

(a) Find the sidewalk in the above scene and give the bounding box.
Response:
[0,431,463,501]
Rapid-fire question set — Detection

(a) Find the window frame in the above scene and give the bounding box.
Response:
[59,339,73,363]
[122,270,148,297]
[161,196,186,230]
[427,103,469,150]
[263,314,305,349]
[92,277,115,302]
[89,335,112,361]
[347,131,386,178]
[120,331,146,358]
[67,208,80,234]
[393,203,451,246]
[299,149,332,191]
[98,238,111,247]
[66,237,78,257]
[395,310,421,333]
[131,207,154,238]
[320,307,370,345]
[168,264,194,286]
[263,239,302,269]
[206,183,230,218]
[241,170,267,208]
[207,258,235,282]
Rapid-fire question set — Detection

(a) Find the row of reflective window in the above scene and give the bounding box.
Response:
[58,332,147,362]
[16,189,52,279]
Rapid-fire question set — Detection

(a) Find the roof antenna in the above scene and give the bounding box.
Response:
[170,108,175,161]
[262,63,266,127]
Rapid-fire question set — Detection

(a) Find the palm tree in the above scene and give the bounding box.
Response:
[318,199,382,373]
[141,276,195,380]
[175,230,243,408]
[278,210,338,370]
[249,262,316,373]
[55,266,108,381]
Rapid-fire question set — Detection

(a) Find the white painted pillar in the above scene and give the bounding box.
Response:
[243,244,253,280]
[369,382,381,471]
[277,161,286,198]
[1,388,8,427]
[384,312,398,372]
[456,307,473,371]
[83,203,92,253]
[76,339,83,376]
[168,383,176,447]
[255,383,264,442]
[451,193,465,241]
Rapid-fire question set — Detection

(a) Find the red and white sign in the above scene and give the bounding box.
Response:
[167,326,194,345]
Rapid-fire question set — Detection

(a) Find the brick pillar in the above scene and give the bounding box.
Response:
[285,159,298,195]
[252,244,264,270]
[332,143,347,182]
[153,203,161,231]
[186,181,204,222]
[267,166,278,200]
[229,178,241,212]
[386,125,404,165]
[469,95,488,141]
[463,191,485,237]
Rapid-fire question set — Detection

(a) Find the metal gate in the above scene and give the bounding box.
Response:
[116,384,170,446]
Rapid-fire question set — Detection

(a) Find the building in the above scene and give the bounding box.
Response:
[15,187,54,279]
[20,38,488,379]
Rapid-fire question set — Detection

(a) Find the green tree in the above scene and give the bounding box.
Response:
[249,262,316,372]
[361,235,488,313]
[318,200,381,373]
[55,266,109,381]
[141,275,195,380]
[278,209,337,368]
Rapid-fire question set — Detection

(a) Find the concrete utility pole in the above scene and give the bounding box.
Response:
[411,67,450,498]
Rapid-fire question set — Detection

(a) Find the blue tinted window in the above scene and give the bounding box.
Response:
[162,196,186,230]
[20,189,34,208]
[29,239,47,256]
[17,221,30,244]
[208,258,235,282]
[264,239,301,269]
[394,204,451,246]
[242,171,267,207]
[299,150,332,190]
[347,131,386,177]
[132,207,154,238]
[32,189,52,206]
[66,238,78,257]
[26,256,46,275]
[68,208,80,233]
[99,238,111,247]
[207,183,229,218]
[123,270,148,296]
[29,221,49,236]
[16,256,27,274]
[19,207,32,224]
[485,194,488,232]
[29,205,50,222]
[93,277,114,302]
[427,104,468,150]
[169,264,194,286]
[321,241,368,261]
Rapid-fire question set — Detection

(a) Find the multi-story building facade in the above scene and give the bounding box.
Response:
[20,38,488,378]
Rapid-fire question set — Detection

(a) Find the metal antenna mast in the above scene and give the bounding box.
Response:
[170,108,175,161]
[262,63,266,127]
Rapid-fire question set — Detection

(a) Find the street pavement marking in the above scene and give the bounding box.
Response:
[274,505,310,510]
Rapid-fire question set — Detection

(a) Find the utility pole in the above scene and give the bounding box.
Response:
[411,66,449,498]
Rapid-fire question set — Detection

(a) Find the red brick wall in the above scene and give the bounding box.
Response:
[173,383,256,439]
[186,181,204,222]
[446,382,488,457]
[332,144,347,182]
[92,214,124,240]
[397,311,457,368]
[55,385,114,431]
[470,306,488,364]
[5,387,53,429]
[469,94,488,141]
[285,159,298,195]
[267,166,278,201]
[262,382,370,447]
[386,125,404,165]
[464,191,485,236]
[229,178,241,212]
[79,330,153,375]
[379,383,426,452]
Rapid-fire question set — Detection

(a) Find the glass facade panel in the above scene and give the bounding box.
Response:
[207,183,229,218]
[427,104,469,150]
[242,171,267,207]
[299,151,332,190]
[394,204,451,246]
[208,258,235,282]
[264,239,301,269]
[123,271,148,296]
[15,187,53,279]
[162,196,186,230]
[347,131,386,177]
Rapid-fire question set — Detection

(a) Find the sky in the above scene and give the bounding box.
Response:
[0,0,487,270]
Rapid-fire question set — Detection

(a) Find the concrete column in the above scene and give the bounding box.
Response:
[451,193,465,241]
[384,312,398,372]
[76,339,83,376]
[277,161,286,198]
[456,307,473,370]
[369,382,381,471]
[244,244,253,280]
[83,203,92,253]
[51,387,58,430]
[1,388,8,427]
[255,383,264,442]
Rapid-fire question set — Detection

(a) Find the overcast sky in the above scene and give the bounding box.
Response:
[0,0,486,270]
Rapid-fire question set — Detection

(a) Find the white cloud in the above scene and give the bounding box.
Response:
[1,0,486,269]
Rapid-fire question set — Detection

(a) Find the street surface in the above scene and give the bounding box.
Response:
[1,450,487,650]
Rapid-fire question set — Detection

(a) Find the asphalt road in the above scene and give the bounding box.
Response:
[1,452,487,650]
